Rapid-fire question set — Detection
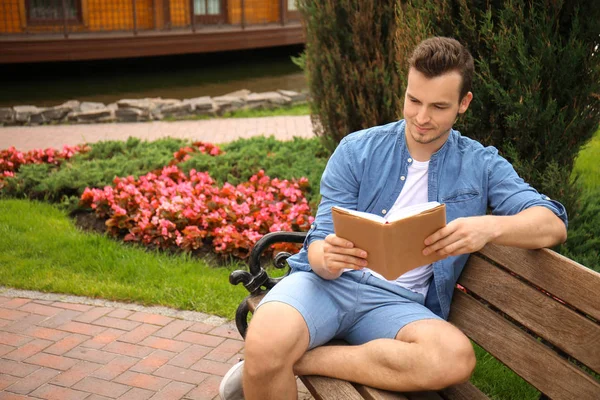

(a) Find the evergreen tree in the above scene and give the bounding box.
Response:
[396,0,600,213]
[297,0,402,151]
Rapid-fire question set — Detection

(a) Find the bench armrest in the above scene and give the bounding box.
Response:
[228,231,307,337]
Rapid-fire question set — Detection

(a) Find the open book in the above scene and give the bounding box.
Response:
[331,202,446,280]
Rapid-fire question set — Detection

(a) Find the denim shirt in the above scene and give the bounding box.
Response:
[286,119,568,320]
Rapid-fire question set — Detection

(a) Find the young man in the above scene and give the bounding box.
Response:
[220,37,568,399]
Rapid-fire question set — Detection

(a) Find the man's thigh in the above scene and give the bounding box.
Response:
[396,318,471,348]
[342,273,443,345]
[256,270,360,349]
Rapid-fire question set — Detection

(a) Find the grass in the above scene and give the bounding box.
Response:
[0,199,248,319]
[162,102,310,121]
[471,344,540,399]
[573,128,600,190]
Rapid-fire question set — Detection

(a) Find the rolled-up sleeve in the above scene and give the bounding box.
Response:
[305,137,361,248]
[486,147,568,228]
[286,138,361,271]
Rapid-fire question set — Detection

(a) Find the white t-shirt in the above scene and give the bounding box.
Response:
[363,158,434,297]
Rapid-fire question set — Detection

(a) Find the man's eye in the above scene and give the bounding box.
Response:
[435,105,447,110]
[410,98,420,103]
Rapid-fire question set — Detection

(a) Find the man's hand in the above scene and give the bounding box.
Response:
[422,216,496,258]
[308,234,368,280]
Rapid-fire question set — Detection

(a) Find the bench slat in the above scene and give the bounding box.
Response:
[354,384,410,399]
[460,255,600,372]
[403,391,444,399]
[478,244,600,321]
[440,382,489,400]
[449,290,600,400]
[301,375,365,400]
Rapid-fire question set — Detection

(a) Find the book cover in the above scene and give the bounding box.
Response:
[331,203,447,280]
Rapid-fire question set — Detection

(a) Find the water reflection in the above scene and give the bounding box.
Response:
[0,45,307,107]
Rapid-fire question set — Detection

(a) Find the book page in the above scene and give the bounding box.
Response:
[331,206,386,224]
[386,201,441,223]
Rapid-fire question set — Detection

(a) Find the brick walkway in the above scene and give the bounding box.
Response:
[0,117,316,399]
[0,289,312,400]
[0,117,314,152]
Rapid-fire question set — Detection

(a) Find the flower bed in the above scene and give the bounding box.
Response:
[0,144,89,183]
[1,141,314,260]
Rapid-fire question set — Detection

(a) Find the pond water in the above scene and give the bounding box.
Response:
[0,45,307,108]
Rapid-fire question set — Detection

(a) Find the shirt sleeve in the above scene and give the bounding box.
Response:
[486,146,568,228]
[304,137,361,250]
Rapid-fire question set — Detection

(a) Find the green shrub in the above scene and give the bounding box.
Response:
[180,136,329,209]
[1,137,187,207]
[297,0,402,151]
[396,0,600,218]
[558,189,600,272]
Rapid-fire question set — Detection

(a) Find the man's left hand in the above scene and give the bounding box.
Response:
[423,216,496,258]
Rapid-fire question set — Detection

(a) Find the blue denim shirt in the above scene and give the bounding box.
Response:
[287,119,568,320]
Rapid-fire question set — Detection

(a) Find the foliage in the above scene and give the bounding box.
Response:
[180,136,328,209]
[557,189,600,272]
[0,144,89,186]
[396,0,600,217]
[80,167,313,260]
[0,137,188,205]
[297,0,403,151]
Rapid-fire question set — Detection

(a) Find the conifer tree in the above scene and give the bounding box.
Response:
[297,0,402,151]
[395,0,600,212]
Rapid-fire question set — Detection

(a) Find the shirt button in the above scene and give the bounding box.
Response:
[400,176,406,181]
[310,224,315,229]
[408,158,413,163]
[382,209,387,214]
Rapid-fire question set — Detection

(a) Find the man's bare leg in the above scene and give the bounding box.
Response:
[243,301,310,400]
[294,319,476,391]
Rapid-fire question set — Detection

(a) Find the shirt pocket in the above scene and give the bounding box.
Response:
[441,189,483,219]
[442,189,481,203]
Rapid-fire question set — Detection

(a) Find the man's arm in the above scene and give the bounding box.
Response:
[422,206,567,258]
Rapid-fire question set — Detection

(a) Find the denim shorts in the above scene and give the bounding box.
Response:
[257,269,442,349]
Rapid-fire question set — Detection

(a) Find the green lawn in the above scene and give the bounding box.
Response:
[163,102,310,121]
[0,199,248,319]
[573,128,600,190]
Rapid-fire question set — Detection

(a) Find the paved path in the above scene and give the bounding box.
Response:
[0,288,312,400]
[0,117,315,399]
[0,116,315,152]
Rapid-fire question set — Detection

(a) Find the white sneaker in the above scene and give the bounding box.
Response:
[219,360,245,400]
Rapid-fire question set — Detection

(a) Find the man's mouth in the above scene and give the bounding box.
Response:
[414,124,432,134]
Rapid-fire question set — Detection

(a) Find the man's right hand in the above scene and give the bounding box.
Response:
[307,234,368,280]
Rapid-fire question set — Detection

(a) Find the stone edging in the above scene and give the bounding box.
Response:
[0,286,229,326]
[0,88,310,126]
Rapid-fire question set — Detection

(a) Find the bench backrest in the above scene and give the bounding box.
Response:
[450,243,600,400]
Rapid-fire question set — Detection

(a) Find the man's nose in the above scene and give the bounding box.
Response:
[416,107,430,124]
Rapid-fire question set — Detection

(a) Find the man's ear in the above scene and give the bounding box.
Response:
[458,91,473,114]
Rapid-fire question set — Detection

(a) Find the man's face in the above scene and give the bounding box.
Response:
[403,68,472,154]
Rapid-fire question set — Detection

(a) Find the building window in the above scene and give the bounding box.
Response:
[288,0,297,12]
[26,0,81,24]
[194,0,221,16]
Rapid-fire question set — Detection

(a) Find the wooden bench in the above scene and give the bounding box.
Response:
[229,232,600,400]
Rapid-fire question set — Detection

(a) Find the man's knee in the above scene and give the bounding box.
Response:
[426,331,476,389]
[398,319,476,389]
[244,301,309,378]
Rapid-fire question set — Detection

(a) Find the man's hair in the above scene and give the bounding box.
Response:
[408,37,474,100]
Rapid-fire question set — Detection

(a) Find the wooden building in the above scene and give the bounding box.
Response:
[0,0,304,63]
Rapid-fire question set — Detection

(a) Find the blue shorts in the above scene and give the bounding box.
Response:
[257,269,442,349]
